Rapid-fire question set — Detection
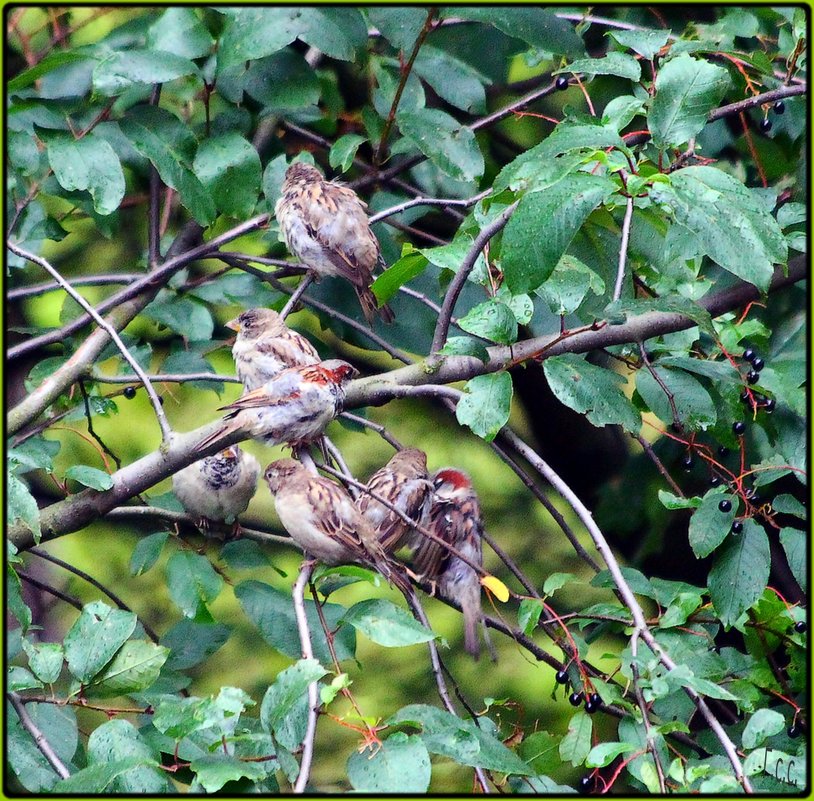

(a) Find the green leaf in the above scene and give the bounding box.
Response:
[366,7,427,51]
[388,704,533,774]
[161,349,222,393]
[8,436,61,475]
[742,709,785,750]
[220,539,274,570]
[64,601,137,683]
[601,95,647,131]
[87,719,171,793]
[537,254,605,316]
[586,741,637,768]
[41,132,124,216]
[657,490,702,510]
[438,337,489,362]
[604,296,715,340]
[456,372,513,442]
[635,364,716,430]
[92,48,199,96]
[8,474,42,543]
[708,519,770,628]
[518,731,562,776]
[217,8,303,69]
[144,293,214,342]
[64,464,114,491]
[147,8,214,60]
[162,620,231,671]
[165,551,224,619]
[458,299,517,344]
[120,106,215,225]
[543,572,576,595]
[518,599,543,635]
[8,666,43,692]
[297,7,368,61]
[779,528,806,592]
[193,133,261,219]
[129,532,168,576]
[348,732,431,792]
[559,711,592,766]
[7,565,32,632]
[244,51,321,112]
[56,758,158,793]
[260,658,326,749]
[371,245,429,303]
[544,354,641,433]
[559,52,641,81]
[235,580,356,664]
[688,491,736,559]
[453,7,584,57]
[329,133,367,173]
[651,166,787,291]
[649,54,730,148]
[342,599,437,647]
[22,640,63,684]
[153,687,253,740]
[8,50,92,93]
[396,108,484,182]
[502,173,615,293]
[190,754,269,793]
[85,640,169,698]
[413,46,489,113]
[608,28,671,60]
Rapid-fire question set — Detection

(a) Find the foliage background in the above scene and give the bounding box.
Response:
[6,4,808,795]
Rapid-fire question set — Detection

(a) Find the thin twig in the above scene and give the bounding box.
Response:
[90,371,239,385]
[630,631,667,792]
[18,570,83,610]
[7,242,172,442]
[368,189,490,224]
[77,379,121,470]
[292,563,319,794]
[499,427,753,791]
[613,195,634,302]
[147,84,163,268]
[280,274,315,320]
[338,412,404,449]
[29,547,159,643]
[430,201,518,353]
[8,274,143,301]
[374,7,438,165]
[630,432,685,497]
[8,692,71,780]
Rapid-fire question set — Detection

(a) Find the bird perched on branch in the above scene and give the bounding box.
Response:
[357,448,432,553]
[197,360,358,452]
[275,161,395,325]
[227,307,320,391]
[412,468,487,659]
[172,445,259,534]
[264,458,411,594]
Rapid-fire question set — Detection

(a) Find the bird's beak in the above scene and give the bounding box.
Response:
[225,318,240,332]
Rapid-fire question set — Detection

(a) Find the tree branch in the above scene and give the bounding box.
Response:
[8,692,71,780]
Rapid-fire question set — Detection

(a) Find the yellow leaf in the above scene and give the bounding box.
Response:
[481,575,509,602]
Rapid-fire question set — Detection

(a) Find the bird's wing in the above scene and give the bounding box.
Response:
[218,385,301,413]
[307,479,368,553]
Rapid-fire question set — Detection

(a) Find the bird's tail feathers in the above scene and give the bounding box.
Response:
[356,286,395,325]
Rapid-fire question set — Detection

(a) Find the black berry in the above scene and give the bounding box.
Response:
[773,100,785,115]
[759,118,772,133]
[555,76,569,91]
[731,520,743,534]
[794,620,807,633]
[589,692,601,705]
[158,395,165,405]
[788,724,800,738]
[746,370,760,384]
[555,670,569,685]
[569,691,583,706]
[751,357,765,372]
[710,475,721,487]
[745,487,758,501]
[742,347,756,362]
[578,775,594,794]
[718,499,732,513]
[764,398,776,412]
[682,454,694,471]
[584,698,599,714]
[718,446,730,457]
[123,386,136,399]
[740,391,751,403]
[733,421,746,435]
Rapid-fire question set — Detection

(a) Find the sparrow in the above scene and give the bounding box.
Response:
[412,468,486,659]
[264,458,410,593]
[274,161,395,325]
[197,360,358,452]
[172,445,260,533]
[357,448,432,554]
[226,307,320,391]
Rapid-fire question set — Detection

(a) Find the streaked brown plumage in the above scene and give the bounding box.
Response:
[412,468,485,658]
[357,448,432,554]
[274,161,394,325]
[227,307,320,391]
[196,360,358,452]
[264,458,410,593]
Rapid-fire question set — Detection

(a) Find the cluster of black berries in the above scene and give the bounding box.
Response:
[556,669,602,714]
[739,346,776,413]
[759,99,786,133]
